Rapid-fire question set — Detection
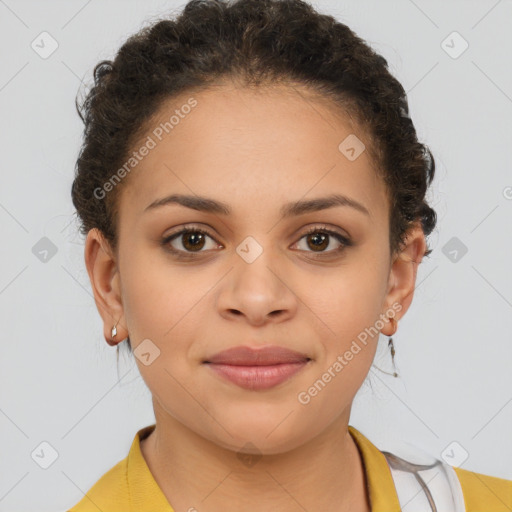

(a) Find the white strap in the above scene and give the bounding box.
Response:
[383,451,466,511]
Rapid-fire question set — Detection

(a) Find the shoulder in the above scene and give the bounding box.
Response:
[454,466,512,511]
[67,456,130,512]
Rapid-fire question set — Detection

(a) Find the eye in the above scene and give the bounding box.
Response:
[161,225,221,258]
[292,225,352,256]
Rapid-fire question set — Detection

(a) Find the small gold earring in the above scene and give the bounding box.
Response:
[108,323,118,346]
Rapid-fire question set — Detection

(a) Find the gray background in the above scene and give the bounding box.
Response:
[0,0,511,510]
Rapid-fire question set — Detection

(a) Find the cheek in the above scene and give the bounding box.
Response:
[120,264,200,401]
[306,265,388,345]
[120,246,192,338]
[120,252,212,374]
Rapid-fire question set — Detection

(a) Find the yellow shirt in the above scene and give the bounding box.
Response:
[67,424,512,511]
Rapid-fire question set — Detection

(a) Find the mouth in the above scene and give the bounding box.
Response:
[203,345,312,391]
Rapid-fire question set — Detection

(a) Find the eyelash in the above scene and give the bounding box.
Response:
[161,224,353,260]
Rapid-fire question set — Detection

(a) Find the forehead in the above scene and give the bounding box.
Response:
[119,83,388,223]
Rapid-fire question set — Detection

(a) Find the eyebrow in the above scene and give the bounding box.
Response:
[143,193,370,217]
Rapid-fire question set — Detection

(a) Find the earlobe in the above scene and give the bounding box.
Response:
[84,228,127,346]
[382,224,427,333]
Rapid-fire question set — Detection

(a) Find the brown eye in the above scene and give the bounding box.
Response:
[293,226,352,255]
[162,227,220,256]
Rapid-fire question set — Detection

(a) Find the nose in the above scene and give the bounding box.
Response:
[216,258,298,327]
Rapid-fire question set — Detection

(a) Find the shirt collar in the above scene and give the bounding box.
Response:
[348,425,402,511]
[127,424,173,510]
[127,424,401,511]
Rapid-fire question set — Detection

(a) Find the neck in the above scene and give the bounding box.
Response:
[140,403,371,512]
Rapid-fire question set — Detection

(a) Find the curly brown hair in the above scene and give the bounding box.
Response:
[71,0,437,261]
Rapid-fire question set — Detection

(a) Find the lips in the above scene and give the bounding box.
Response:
[203,345,312,391]
[203,345,311,365]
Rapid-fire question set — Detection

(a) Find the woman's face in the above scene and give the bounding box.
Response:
[86,83,425,454]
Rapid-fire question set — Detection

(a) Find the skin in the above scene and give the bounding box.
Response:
[85,82,426,512]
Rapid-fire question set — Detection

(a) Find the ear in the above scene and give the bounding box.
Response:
[380,223,427,336]
[84,228,127,346]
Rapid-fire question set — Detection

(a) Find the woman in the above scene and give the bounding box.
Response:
[68,0,512,510]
